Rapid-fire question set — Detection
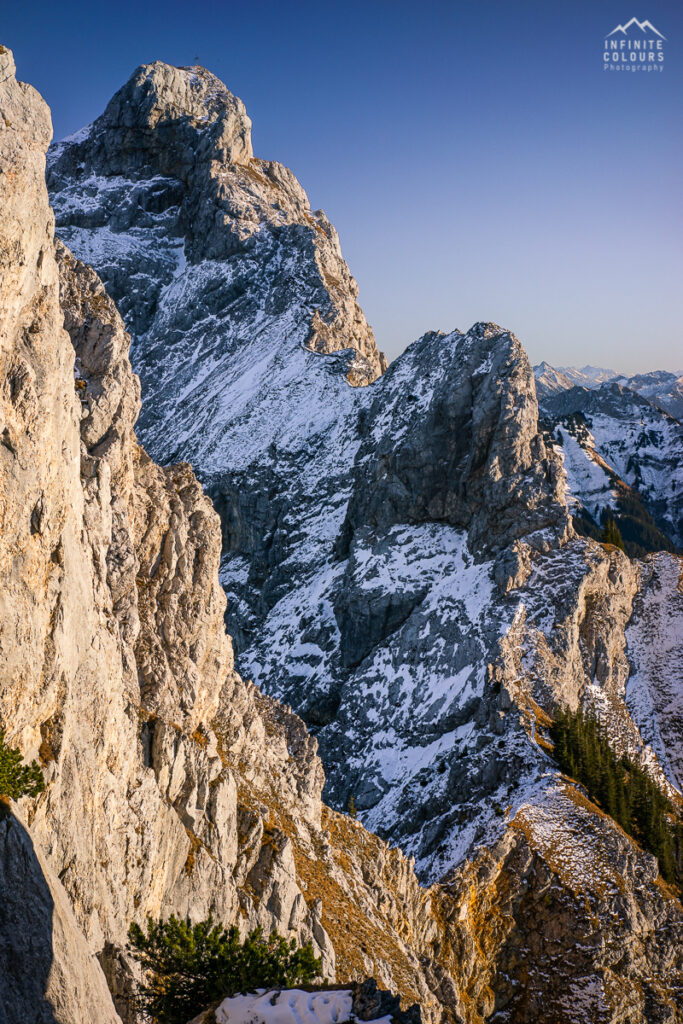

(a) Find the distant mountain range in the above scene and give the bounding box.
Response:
[534,362,683,420]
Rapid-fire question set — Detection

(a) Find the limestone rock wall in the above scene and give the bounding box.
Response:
[1,46,341,1022]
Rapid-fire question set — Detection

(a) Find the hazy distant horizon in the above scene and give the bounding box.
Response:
[382,345,682,378]
[5,0,682,373]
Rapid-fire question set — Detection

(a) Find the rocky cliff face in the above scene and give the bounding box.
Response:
[336,323,570,559]
[0,47,438,1024]
[2,48,682,1024]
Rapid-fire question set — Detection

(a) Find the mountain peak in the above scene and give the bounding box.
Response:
[48,57,386,382]
[49,60,253,188]
[577,363,618,379]
[0,42,15,77]
[107,61,249,131]
[99,59,253,167]
[467,320,511,343]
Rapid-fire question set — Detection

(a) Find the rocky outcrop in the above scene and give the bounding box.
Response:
[336,323,571,560]
[3,47,682,1024]
[437,783,683,1023]
[0,808,120,1024]
[350,979,421,1024]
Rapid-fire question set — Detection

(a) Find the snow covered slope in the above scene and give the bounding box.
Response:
[540,383,682,552]
[625,553,683,792]
[204,990,367,1024]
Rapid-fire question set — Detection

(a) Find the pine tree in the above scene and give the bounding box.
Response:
[128,917,322,1024]
[600,516,625,551]
[549,708,681,897]
[0,729,45,801]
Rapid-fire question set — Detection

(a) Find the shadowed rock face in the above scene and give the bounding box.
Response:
[337,324,570,560]
[0,815,59,1024]
[0,809,120,1024]
[3,49,681,1024]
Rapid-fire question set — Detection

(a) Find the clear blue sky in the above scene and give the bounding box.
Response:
[4,0,682,372]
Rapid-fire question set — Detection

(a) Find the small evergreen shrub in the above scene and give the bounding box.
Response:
[600,515,625,551]
[550,708,683,895]
[0,729,45,800]
[128,917,322,1024]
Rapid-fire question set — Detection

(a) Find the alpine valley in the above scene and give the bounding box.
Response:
[1,50,682,1024]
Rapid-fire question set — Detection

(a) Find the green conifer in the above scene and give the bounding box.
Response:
[128,917,322,1024]
[600,516,625,551]
[550,708,681,897]
[0,729,45,801]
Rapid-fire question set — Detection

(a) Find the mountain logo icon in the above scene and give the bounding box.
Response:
[605,18,666,39]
